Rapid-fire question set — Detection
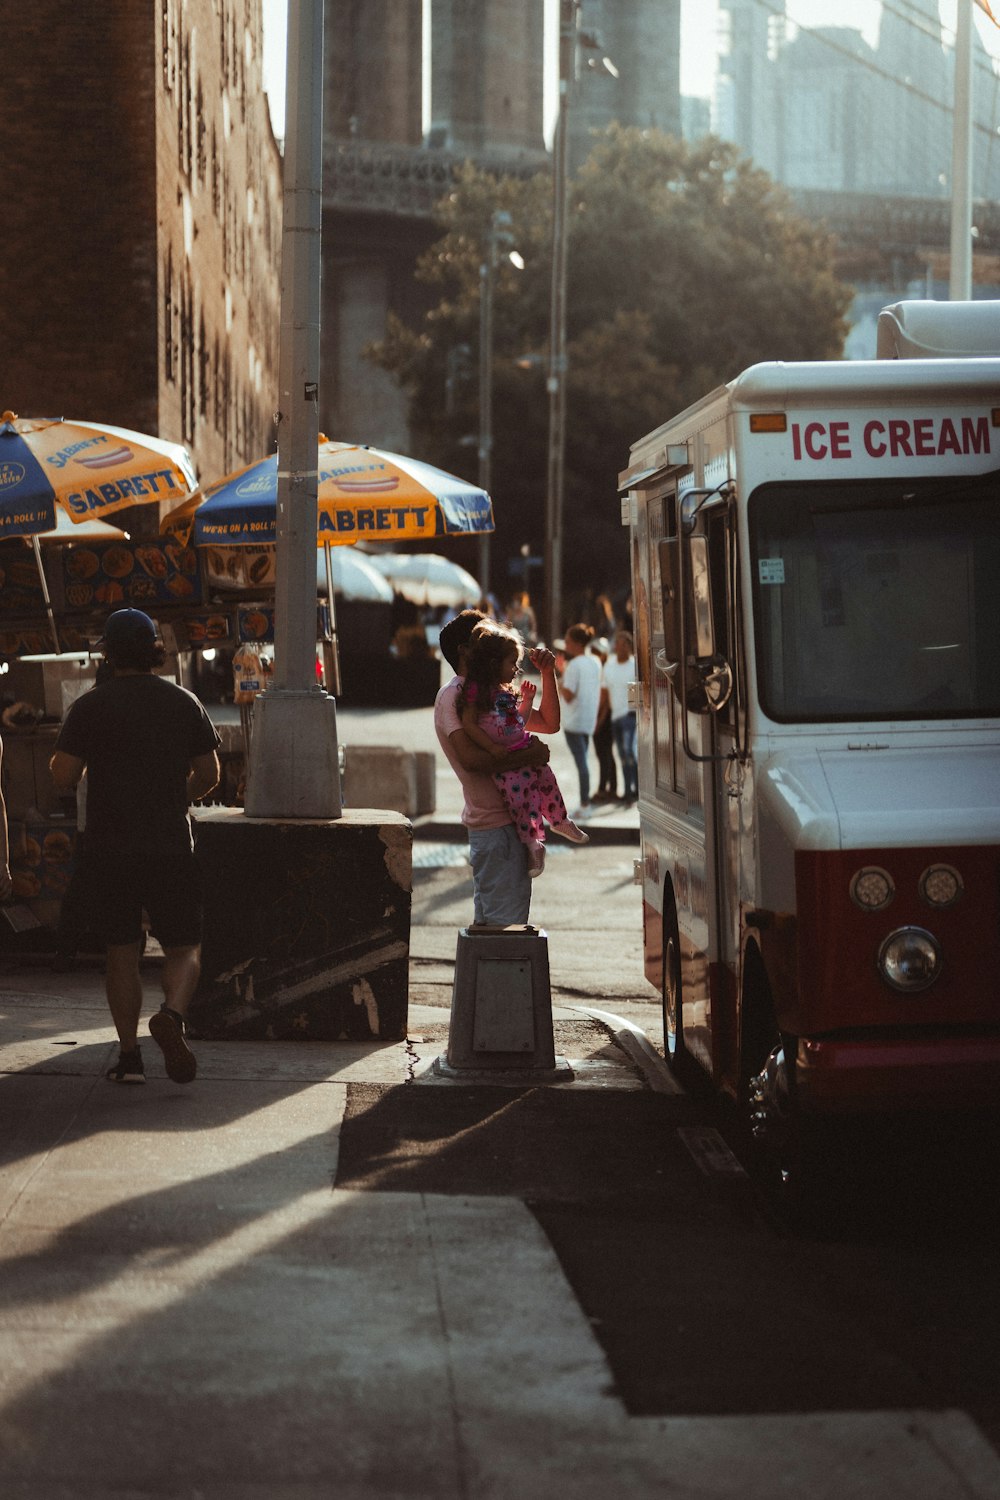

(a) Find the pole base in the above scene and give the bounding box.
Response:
[244,688,341,819]
[431,1054,574,1084]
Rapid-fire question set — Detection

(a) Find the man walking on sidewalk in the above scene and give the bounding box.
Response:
[50,609,221,1084]
[435,609,559,926]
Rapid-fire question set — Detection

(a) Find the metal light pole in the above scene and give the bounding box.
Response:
[950,0,974,301]
[544,1,576,647]
[478,209,518,603]
[244,0,341,819]
[478,242,495,601]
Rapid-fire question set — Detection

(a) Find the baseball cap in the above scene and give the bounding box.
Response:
[98,609,158,647]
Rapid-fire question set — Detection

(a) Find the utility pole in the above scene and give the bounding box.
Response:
[244,0,341,819]
[544,0,576,647]
[544,3,616,646]
[950,0,974,301]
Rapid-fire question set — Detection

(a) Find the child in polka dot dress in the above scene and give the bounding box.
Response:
[458,623,588,877]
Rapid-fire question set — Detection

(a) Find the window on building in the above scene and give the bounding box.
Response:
[212,125,220,216]
[199,314,210,419]
[161,0,173,90]
[164,250,176,382]
[179,280,192,442]
[212,337,222,432]
[196,77,207,185]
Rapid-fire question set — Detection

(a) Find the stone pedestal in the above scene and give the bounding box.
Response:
[434,925,572,1082]
[188,806,411,1042]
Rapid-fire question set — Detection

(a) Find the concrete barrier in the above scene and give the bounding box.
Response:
[188,806,412,1042]
[342,745,435,818]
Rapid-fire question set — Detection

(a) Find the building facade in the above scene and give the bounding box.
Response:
[0,0,282,519]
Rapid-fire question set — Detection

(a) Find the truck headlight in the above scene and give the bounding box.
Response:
[877,926,942,992]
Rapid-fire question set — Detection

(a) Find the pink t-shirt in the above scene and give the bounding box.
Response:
[433,675,512,830]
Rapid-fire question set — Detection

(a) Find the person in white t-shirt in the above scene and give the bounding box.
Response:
[603,630,638,801]
[433,609,560,926]
[559,623,602,814]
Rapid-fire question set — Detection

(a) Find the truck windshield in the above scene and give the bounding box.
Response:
[749,469,1000,722]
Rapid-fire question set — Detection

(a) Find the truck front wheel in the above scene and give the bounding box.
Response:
[662,887,686,1077]
[740,945,800,1187]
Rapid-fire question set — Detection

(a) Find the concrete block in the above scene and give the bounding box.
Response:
[188,806,412,1042]
[414,749,436,816]
[343,744,435,817]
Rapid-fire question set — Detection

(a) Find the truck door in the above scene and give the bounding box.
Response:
[657,492,744,1087]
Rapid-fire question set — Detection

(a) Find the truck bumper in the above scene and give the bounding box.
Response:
[795,1032,1000,1112]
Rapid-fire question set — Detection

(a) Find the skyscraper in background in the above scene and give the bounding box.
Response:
[568,0,682,168]
[718,0,1000,201]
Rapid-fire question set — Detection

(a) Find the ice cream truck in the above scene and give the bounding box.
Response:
[619,301,1000,1149]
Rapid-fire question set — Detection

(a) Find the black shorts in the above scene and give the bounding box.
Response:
[75,843,203,949]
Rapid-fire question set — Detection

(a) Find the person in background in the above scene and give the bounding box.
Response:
[590,591,616,640]
[559,622,602,816]
[589,637,617,802]
[0,734,11,903]
[434,609,559,925]
[619,592,634,636]
[49,610,221,1086]
[505,591,537,647]
[604,630,638,803]
[459,622,587,878]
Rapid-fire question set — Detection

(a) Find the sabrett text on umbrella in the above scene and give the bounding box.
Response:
[319,506,429,534]
[67,470,185,514]
[47,435,117,469]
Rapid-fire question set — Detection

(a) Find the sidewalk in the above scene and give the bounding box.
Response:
[2,709,998,1495]
[2,965,998,1498]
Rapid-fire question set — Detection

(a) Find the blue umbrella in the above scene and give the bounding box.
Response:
[162,440,493,547]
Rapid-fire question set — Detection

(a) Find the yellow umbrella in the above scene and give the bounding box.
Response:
[0,412,196,650]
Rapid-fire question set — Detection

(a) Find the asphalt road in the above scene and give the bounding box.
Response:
[397,839,1000,1459]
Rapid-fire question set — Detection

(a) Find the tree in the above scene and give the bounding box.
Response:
[369,128,853,623]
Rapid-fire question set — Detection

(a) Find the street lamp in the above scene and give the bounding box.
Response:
[949,0,974,300]
[478,209,522,600]
[544,1,616,645]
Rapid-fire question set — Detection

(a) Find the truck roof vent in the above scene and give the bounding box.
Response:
[876,299,1000,359]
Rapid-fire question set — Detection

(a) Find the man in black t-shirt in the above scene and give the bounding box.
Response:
[51,610,221,1085]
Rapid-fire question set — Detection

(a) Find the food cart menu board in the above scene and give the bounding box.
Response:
[58,538,202,611]
[0,546,46,613]
[237,605,275,642]
[9,820,77,902]
[236,604,330,644]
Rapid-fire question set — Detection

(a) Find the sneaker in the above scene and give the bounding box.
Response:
[106,1046,145,1084]
[549,818,589,845]
[149,1006,197,1084]
[527,842,546,878]
[571,803,594,820]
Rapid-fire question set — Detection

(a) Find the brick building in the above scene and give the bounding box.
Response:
[0,0,282,523]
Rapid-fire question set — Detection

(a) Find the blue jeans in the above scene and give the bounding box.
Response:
[564,730,591,807]
[612,711,638,798]
[468,823,531,926]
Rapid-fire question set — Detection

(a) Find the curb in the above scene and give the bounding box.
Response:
[570,1004,682,1095]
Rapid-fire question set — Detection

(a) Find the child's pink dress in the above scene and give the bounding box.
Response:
[468,684,568,847]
